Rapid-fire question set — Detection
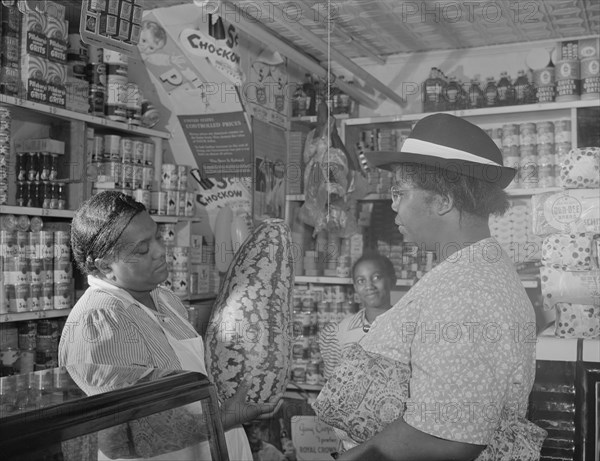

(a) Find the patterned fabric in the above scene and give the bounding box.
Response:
[313,341,547,458]
[318,310,369,380]
[360,238,537,445]
[312,343,410,443]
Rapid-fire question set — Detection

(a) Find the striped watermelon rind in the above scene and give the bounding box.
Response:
[204,219,294,404]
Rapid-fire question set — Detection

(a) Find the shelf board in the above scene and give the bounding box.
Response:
[295,275,415,287]
[185,293,218,302]
[342,99,600,126]
[536,326,579,362]
[296,275,536,289]
[0,206,75,218]
[287,188,562,202]
[506,187,563,196]
[151,215,201,223]
[290,113,350,123]
[0,94,170,139]
[0,308,72,323]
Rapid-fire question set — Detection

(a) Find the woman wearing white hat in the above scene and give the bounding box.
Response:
[313,114,546,460]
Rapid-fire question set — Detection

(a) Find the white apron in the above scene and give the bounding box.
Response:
[89,277,252,461]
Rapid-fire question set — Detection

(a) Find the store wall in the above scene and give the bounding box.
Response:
[324,36,598,117]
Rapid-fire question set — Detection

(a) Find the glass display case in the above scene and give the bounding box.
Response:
[0,365,229,460]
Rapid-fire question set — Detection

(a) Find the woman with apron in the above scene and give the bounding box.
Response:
[59,191,278,460]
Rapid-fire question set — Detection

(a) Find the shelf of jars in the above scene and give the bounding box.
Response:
[0,95,170,139]
[0,308,71,323]
[341,99,600,127]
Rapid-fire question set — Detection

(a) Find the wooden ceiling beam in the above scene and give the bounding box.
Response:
[220,1,380,109]
[230,1,407,109]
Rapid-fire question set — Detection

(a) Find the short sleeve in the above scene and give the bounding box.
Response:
[59,301,150,369]
[318,322,342,380]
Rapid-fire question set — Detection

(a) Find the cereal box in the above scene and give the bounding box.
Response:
[46,61,66,107]
[21,53,48,103]
[46,15,68,62]
[22,10,47,57]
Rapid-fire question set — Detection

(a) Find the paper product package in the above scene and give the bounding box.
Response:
[559,147,600,189]
[532,189,600,236]
[542,233,600,271]
[554,303,600,339]
[540,266,600,310]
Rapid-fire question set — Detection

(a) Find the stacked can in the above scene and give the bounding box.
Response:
[290,285,356,385]
[91,132,155,205]
[34,319,60,370]
[157,223,189,298]
[554,119,573,186]
[537,121,556,187]
[86,45,106,117]
[555,59,581,102]
[0,105,9,205]
[1,219,71,313]
[103,50,129,122]
[519,123,538,189]
[155,163,195,217]
[501,123,521,188]
[533,66,555,103]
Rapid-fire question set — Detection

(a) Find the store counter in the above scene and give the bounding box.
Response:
[0,365,228,461]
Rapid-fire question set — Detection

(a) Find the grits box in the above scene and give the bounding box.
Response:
[21,54,48,103]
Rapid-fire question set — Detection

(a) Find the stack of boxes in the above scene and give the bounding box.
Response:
[0,2,21,96]
[85,0,143,46]
[20,1,68,107]
[0,106,10,205]
[534,147,600,338]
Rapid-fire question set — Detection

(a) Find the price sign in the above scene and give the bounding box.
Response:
[291,416,339,461]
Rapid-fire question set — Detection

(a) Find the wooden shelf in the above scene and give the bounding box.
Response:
[290,113,350,123]
[296,275,536,289]
[0,308,72,323]
[185,293,218,302]
[0,94,170,139]
[0,206,75,218]
[151,215,201,223]
[342,99,600,126]
[287,188,562,202]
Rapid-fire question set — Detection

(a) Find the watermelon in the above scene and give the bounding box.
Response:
[204,219,294,404]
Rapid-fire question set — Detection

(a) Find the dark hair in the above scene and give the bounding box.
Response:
[71,191,146,275]
[352,252,397,285]
[395,163,510,218]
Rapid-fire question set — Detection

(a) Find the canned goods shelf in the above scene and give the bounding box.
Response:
[295,275,415,287]
[0,205,74,218]
[0,308,72,323]
[0,94,170,139]
[151,215,201,223]
[286,382,323,392]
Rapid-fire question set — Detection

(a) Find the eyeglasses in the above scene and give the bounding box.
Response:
[390,186,413,204]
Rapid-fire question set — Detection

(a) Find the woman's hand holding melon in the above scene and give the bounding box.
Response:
[220,380,283,429]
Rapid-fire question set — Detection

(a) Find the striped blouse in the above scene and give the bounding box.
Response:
[58,284,198,387]
[318,309,370,380]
